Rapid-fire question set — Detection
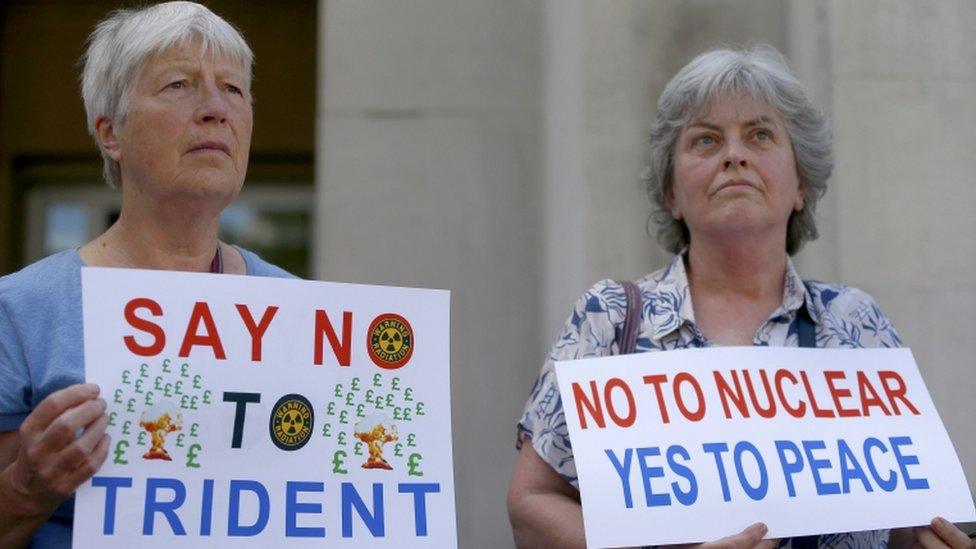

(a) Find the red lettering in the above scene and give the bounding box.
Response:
[604,378,636,427]
[123,298,166,356]
[235,304,279,362]
[857,371,891,416]
[314,310,352,367]
[642,374,671,424]
[742,369,776,419]
[673,372,705,421]
[572,381,605,430]
[178,302,226,359]
[799,371,835,418]
[714,370,750,419]
[774,370,806,418]
[878,371,920,415]
[824,371,861,418]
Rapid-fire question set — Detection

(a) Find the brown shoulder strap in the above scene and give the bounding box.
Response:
[616,280,642,355]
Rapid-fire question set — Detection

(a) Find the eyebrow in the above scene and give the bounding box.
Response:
[686,116,777,132]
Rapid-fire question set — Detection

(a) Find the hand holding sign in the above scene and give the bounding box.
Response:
[4,384,110,515]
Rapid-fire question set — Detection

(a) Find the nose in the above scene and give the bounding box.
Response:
[195,82,228,125]
[722,139,749,170]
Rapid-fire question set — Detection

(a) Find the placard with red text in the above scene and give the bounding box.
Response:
[74,267,456,548]
[554,347,975,548]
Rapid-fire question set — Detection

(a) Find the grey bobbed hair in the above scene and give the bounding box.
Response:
[80,1,254,189]
[643,44,832,255]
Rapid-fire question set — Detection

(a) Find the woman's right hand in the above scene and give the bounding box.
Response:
[2,383,110,516]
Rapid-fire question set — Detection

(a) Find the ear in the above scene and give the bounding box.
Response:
[94,116,122,162]
[794,181,806,211]
[665,185,682,220]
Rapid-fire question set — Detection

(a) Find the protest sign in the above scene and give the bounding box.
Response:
[75,267,456,548]
[554,347,976,548]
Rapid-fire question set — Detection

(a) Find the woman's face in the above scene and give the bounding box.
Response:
[107,40,253,207]
[669,94,803,249]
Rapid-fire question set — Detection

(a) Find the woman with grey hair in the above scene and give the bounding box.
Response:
[508,45,973,549]
[0,2,292,546]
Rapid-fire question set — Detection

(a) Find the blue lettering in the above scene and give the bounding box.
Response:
[287,481,326,537]
[802,440,840,495]
[837,439,872,493]
[605,448,635,508]
[774,440,804,497]
[863,437,897,492]
[666,445,698,505]
[341,483,384,537]
[636,447,670,507]
[200,479,214,536]
[398,483,439,537]
[890,436,929,490]
[702,442,732,502]
[92,476,132,535]
[143,477,187,535]
[733,441,768,501]
[228,480,270,536]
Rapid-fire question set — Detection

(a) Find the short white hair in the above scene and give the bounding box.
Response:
[80,1,254,189]
[644,44,832,255]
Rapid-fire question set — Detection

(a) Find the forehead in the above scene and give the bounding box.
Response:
[687,93,783,126]
[139,40,247,78]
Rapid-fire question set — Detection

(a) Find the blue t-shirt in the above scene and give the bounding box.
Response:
[0,247,295,548]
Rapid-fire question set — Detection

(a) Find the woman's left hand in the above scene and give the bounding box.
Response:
[911,517,975,549]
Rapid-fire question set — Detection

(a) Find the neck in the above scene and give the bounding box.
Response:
[686,232,788,303]
[84,196,222,272]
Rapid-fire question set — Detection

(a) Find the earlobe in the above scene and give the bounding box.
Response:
[94,116,122,162]
[665,187,682,220]
[794,185,806,211]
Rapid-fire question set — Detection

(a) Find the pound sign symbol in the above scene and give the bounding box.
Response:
[189,396,199,410]
[121,371,131,385]
[192,374,202,389]
[339,410,349,425]
[407,433,416,447]
[122,420,132,435]
[337,432,347,446]
[137,432,148,446]
[113,389,123,404]
[154,376,164,391]
[126,398,136,413]
[181,363,190,377]
[202,390,212,404]
[108,412,117,426]
[372,373,382,387]
[322,424,332,437]
[134,379,144,394]
[394,443,403,457]
[190,423,199,437]
[354,442,363,456]
[162,359,171,373]
[356,404,365,418]
[180,395,190,409]
[391,377,400,391]
[163,383,173,397]
[415,401,426,415]
[176,433,185,448]
[351,377,361,391]
[365,389,375,403]
[144,391,154,406]
[404,388,414,401]
[407,453,423,477]
[113,440,129,465]
[174,381,183,395]
[326,402,336,415]
[140,364,149,377]
[331,450,348,475]
[333,384,343,398]
[185,444,201,468]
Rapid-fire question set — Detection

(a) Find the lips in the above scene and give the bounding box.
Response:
[714,178,759,195]
[187,141,231,156]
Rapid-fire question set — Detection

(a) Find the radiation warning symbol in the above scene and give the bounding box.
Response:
[270,394,314,450]
[367,314,414,369]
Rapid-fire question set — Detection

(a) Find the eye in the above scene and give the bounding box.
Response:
[166,80,186,90]
[693,134,717,148]
[754,129,772,141]
[225,84,244,95]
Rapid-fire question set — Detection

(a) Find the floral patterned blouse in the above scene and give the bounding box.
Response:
[517,253,902,548]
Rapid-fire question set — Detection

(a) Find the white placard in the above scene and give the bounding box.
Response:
[75,267,456,548]
[554,347,975,548]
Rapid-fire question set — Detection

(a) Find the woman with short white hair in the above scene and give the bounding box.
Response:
[0,3,292,546]
[508,45,974,549]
